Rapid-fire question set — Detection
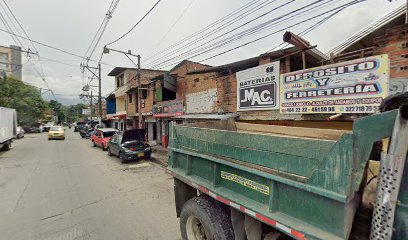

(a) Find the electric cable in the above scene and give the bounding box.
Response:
[144,0,263,62]
[105,0,162,46]
[155,0,365,69]
[145,0,279,66]
[150,0,336,69]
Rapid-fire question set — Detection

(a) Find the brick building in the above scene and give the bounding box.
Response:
[329,4,407,96]
[150,60,210,146]
[107,67,165,131]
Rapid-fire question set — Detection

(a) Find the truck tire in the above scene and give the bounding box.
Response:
[180,195,234,240]
[92,141,96,147]
[1,141,11,151]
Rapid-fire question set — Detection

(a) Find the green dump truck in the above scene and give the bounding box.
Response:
[167,105,408,240]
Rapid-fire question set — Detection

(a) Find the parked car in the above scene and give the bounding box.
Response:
[43,123,53,132]
[79,126,94,139]
[91,128,118,150]
[15,126,25,139]
[48,126,65,140]
[23,126,41,133]
[107,129,151,163]
[74,122,86,132]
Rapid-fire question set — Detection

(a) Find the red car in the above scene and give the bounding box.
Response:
[91,128,118,150]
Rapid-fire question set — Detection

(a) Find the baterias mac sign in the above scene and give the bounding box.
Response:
[236,61,280,111]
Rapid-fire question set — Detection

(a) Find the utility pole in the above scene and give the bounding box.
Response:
[98,63,102,123]
[103,46,143,128]
[81,63,102,122]
[137,55,142,129]
[90,90,93,120]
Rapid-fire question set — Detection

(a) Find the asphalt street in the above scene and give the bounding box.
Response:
[0,130,180,240]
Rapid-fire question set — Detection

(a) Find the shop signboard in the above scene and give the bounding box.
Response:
[82,108,91,115]
[153,99,184,117]
[236,61,280,111]
[280,55,389,114]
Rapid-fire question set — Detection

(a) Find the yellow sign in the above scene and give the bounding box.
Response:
[221,171,269,195]
[280,55,389,114]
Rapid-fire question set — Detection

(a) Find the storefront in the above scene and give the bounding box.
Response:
[152,99,184,147]
[107,113,127,131]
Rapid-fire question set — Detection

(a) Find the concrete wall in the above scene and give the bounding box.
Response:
[186,88,217,114]
[10,45,21,80]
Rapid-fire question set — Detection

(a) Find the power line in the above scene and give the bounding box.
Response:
[145,0,275,65]
[147,0,298,68]
[144,0,263,62]
[153,0,194,50]
[0,6,24,48]
[198,0,364,63]
[82,0,120,65]
[0,27,115,67]
[105,0,163,46]
[156,0,365,69]
[1,0,37,52]
[149,0,334,69]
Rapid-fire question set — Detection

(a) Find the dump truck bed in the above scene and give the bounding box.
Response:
[168,110,404,240]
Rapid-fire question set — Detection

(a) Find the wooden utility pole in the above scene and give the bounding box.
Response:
[137,55,142,129]
[90,90,93,120]
[98,63,102,123]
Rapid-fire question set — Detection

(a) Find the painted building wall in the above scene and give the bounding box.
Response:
[183,72,218,113]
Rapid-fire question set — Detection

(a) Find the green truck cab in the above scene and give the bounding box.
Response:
[168,106,408,240]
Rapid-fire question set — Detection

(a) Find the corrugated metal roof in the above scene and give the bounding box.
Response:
[107,67,166,76]
[328,4,407,55]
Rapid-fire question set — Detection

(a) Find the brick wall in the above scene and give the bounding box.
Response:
[125,69,165,115]
[373,23,408,79]
[173,61,211,101]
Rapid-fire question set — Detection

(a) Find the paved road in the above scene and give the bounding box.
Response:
[0,130,180,240]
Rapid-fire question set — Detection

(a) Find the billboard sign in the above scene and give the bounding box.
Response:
[153,99,184,117]
[280,55,389,114]
[82,108,91,115]
[236,61,280,111]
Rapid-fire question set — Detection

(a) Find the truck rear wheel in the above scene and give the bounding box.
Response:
[180,195,234,240]
[1,141,11,151]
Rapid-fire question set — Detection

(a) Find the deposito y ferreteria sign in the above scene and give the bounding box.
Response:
[236,61,280,111]
[280,55,389,114]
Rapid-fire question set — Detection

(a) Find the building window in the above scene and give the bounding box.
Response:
[116,74,124,88]
[128,93,133,103]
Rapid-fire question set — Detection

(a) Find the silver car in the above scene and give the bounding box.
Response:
[16,126,25,139]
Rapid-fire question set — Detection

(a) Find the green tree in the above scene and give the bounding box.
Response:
[0,77,49,125]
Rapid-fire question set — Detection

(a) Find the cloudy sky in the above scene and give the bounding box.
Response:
[0,0,404,105]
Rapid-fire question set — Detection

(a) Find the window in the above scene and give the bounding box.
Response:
[116,74,124,88]
[103,131,117,138]
[50,126,63,131]
[128,93,133,103]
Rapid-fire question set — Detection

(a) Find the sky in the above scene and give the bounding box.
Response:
[0,0,404,105]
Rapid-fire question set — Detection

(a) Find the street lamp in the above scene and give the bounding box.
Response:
[103,46,142,128]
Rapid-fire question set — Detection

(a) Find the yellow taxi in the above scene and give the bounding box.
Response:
[48,126,65,140]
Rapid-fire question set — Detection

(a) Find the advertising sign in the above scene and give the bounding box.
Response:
[236,61,280,111]
[82,108,91,115]
[153,99,184,117]
[280,55,389,114]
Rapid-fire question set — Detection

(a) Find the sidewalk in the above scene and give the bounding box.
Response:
[151,144,169,167]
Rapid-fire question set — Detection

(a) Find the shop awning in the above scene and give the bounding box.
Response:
[171,113,238,120]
